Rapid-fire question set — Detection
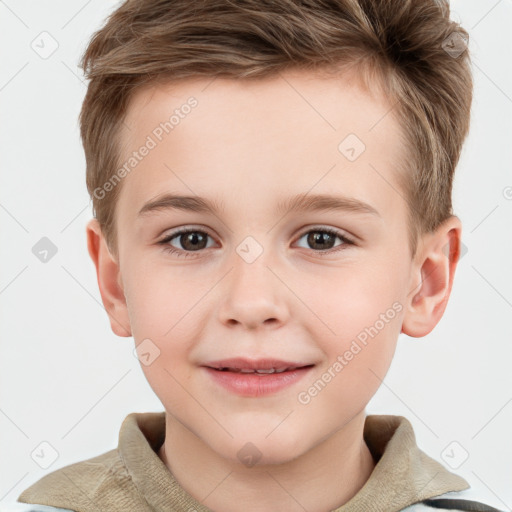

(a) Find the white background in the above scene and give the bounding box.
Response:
[1,0,511,509]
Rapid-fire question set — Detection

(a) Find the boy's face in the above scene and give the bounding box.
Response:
[93,70,448,465]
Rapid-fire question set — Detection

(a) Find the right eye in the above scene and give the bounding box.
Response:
[158,228,216,257]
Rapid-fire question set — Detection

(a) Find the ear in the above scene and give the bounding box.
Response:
[401,215,462,338]
[86,218,132,337]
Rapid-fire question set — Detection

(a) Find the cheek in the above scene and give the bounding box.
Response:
[294,262,403,398]
[122,261,201,397]
[129,292,196,415]
[123,257,201,340]
[294,261,404,342]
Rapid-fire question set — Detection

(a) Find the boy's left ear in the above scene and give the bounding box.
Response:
[401,215,462,338]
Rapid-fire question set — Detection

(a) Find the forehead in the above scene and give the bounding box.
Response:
[116,69,407,226]
[122,69,398,147]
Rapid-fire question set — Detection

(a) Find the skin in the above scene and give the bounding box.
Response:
[86,69,462,512]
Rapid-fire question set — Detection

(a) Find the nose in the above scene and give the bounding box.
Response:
[216,250,290,330]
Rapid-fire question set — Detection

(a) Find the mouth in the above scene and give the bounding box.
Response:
[202,358,315,397]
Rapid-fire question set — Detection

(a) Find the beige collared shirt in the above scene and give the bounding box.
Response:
[18,412,471,512]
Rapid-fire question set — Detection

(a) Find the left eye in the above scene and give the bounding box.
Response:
[294,228,354,252]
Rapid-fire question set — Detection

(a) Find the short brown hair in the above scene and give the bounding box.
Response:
[79,0,473,259]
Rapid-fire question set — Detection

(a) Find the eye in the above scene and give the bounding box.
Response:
[158,228,215,258]
[294,227,355,254]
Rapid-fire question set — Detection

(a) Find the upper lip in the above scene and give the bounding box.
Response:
[203,358,314,371]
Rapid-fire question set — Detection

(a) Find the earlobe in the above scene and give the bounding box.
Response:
[86,219,132,337]
[401,216,462,338]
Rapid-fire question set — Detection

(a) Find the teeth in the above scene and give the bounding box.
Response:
[218,367,295,374]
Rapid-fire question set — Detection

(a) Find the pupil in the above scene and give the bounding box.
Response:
[182,232,206,251]
[308,232,333,250]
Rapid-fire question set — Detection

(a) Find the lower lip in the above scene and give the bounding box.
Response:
[202,366,313,397]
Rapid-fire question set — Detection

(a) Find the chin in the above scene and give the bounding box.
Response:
[215,432,310,468]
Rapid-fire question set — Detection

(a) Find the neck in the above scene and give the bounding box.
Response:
[158,411,376,512]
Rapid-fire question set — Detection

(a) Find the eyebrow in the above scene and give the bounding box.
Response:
[138,192,380,218]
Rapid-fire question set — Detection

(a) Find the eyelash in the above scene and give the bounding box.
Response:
[157,226,356,259]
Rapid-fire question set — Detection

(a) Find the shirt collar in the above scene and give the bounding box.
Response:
[118,412,469,511]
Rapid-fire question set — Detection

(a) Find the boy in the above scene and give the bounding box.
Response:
[16,0,503,511]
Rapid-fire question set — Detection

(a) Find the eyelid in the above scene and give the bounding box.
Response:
[158,224,214,241]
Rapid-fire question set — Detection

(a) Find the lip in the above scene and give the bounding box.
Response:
[202,358,315,397]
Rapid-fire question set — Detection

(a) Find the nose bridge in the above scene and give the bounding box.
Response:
[217,235,289,329]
